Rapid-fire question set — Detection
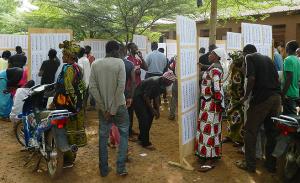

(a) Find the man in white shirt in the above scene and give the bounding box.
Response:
[145,42,168,79]
[89,40,129,177]
[78,47,91,112]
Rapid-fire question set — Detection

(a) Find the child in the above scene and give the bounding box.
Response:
[10,80,35,123]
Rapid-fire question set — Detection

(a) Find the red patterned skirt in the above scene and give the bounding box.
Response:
[195,98,222,158]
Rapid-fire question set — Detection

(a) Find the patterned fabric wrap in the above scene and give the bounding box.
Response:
[195,65,224,158]
[226,51,245,143]
[54,63,87,147]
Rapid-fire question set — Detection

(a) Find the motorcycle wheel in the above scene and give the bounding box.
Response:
[14,120,25,146]
[284,143,299,183]
[46,129,64,179]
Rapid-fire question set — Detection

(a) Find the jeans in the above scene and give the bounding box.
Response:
[99,105,129,175]
[244,94,281,170]
[133,95,154,147]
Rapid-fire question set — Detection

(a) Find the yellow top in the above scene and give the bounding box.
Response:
[0,58,8,71]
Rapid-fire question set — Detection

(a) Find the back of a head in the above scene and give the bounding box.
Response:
[208,44,217,52]
[106,40,120,57]
[85,45,92,55]
[2,50,11,59]
[16,46,22,54]
[151,42,158,51]
[158,48,164,53]
[78,47,86,58]
[243,44,257,55]
[286,40,299,55]
[6,67,23,88]
[48,49,57,60]
[200,47,205,54]
[8,54,27,68]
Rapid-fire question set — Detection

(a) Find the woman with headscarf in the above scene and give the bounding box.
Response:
[53,40,87,166]
[195,48,226,172]
[0,67,23,120]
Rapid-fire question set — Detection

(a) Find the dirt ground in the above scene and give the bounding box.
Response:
[0,103,281,183]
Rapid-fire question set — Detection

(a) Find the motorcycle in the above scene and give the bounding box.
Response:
[14,84,78,179]
[271,114,300,183]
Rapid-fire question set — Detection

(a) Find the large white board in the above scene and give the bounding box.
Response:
[29,29,72,84]
[166,39,177,59]
[176,15,198,147]
[242,23,273,58]
[198,37,209,53]
[227,32,242,51]
[80,39,107,59]
[0,34,28,56]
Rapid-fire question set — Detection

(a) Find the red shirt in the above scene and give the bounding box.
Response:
[127,55,143,86]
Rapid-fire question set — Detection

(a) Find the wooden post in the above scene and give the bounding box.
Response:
[209,0,217,45]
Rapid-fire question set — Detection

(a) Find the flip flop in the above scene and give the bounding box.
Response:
[198,165,215,172]
[143,145,156,151]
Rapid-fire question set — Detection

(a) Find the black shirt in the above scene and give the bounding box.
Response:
[134,76,165,99]
[246,53,280,105]
[40,58,60,84]
[8,54,27,68]
[199,53,211,71]
[123,59,134,98]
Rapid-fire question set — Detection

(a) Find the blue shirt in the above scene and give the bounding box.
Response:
[145,50,167,75]
[274,51,283,71]
[0,71,13,118]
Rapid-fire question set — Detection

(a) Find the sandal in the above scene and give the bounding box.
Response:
[235,160,255,173]
[198,165,215,172]
[143,145,156,151]
[222,137,232,143]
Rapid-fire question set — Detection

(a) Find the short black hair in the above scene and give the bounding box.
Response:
[106,40,120,54]
[25,80,35,88]
[16,46,22,54]
[199,47,205,53]
[84,45,92,54]
[209,44,217,52]
[48,49,57,60]
[286,40,299,55]
[78,47,86,58]
[158,48,164,53]
[2,50,11,59]
[151,42,158,50]
[243,44,257,55]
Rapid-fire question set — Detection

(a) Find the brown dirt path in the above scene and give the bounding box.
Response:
[0,104,280,183]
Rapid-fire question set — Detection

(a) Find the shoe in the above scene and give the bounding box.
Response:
[100,167,112,177]
[117,169,128,176]
[168,115,175,120]
[235,160,255,173]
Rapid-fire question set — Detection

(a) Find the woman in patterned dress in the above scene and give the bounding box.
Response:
[195,48,226,172]
[53,40,87,166]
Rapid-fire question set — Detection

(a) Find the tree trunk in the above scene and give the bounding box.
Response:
[209,0,217,45]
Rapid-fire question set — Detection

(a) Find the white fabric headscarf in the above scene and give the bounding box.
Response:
[212,48,231,87]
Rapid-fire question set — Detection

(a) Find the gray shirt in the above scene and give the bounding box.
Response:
[146,50,167,75]
[89,57,126,115]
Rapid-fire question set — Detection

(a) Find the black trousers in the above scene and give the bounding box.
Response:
[283,98,297,115]
[244,94,281,170]
[128,105,134,136]
[133,95,154,147]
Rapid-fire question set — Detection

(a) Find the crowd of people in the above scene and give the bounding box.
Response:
[1,38,299,178]
[197,40,300,176]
